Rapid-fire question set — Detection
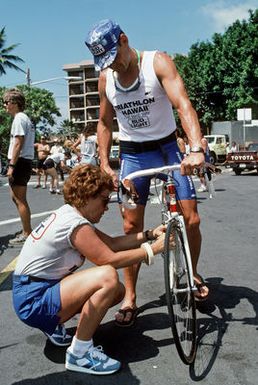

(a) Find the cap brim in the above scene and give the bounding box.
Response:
[94,46,117,71]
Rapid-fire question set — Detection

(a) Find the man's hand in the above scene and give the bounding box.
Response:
[7,167,14,184]
[101,165,119,191]
[180,152,205,175]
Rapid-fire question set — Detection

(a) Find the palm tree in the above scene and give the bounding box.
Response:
[60,119,79,138]
[0,27,25,76]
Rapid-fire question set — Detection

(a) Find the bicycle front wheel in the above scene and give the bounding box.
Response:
[164,219,197,364]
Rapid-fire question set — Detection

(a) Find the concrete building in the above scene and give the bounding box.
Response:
[63,60,118,135]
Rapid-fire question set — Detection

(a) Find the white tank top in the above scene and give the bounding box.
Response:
[80,134,97,156]
[106,50,176,142]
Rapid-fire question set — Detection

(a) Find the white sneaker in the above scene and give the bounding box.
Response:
[9,233,27,245]
[197,185,208,192]
[65,345,121,375]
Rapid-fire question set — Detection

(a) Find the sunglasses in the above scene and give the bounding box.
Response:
[99,194,111,206]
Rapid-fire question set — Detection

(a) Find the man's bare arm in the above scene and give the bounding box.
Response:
[154,51,204,173]
[97,71,118,185]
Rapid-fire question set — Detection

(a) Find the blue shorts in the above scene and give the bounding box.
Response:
[119,140,196,205]
[12,274,61,335]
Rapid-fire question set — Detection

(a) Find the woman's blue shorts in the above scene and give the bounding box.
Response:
[12,274,61,335]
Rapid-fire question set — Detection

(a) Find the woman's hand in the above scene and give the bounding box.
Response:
[152,224,166,239]
[150,227,176,256]
[151,232,166,255]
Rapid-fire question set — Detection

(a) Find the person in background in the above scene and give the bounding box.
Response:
[43,149,72,194]
[50,137,65,181]
[72,123,98,165]
[229,141,238,153]
[63,135,74,150]
[3,88,35,245]
[197,131,210,193]
[183,134,190,156]
[50,137,64,155]
[85,19,208,326]
[175,129,186,155]
[12,164,166,375]
[33,135,50,189]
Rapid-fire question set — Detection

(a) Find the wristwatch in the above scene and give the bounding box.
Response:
[9,163,16,168]
[190,146,204,153]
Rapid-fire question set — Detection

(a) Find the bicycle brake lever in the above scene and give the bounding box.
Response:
[119,179,139,210]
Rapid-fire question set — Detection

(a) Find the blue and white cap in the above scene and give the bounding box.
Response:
[85,19,122,71]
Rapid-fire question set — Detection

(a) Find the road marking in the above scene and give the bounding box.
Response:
[0,256,18,287]
[0,210,54,226]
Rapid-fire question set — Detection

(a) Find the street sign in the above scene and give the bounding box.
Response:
[237,108,252,121]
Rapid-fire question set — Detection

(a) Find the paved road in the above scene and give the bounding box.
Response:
[0,169,258,385]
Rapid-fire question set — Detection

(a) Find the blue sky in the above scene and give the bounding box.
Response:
[1,0,257,122]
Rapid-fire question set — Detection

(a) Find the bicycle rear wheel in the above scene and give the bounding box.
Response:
[164,219,197,364]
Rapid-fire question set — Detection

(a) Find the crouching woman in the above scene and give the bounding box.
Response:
[12,164,165,376]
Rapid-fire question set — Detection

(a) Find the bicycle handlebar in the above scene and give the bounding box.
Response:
[119,165,181,210]
[119,163,221,209]
[123,164,181,182]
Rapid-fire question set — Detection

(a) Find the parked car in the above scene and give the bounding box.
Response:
[225,142,258,175]
[205,134,229,164]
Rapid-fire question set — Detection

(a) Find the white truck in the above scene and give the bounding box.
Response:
[204,134,229,164]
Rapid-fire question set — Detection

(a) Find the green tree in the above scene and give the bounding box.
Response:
[0,85,61,156]
[0,27,25,76]
[174,9,258,129]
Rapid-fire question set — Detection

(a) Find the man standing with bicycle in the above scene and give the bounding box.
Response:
[85,19,209,326]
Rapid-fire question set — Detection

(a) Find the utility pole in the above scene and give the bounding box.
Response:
[16,65,31,86]
[26,68,31,86]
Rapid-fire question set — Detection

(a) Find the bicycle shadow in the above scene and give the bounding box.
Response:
[190,276,258,380]
[0,234,13,256]
[0,230,23,256]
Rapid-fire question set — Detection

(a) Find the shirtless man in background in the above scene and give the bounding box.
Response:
[34,136,50,189]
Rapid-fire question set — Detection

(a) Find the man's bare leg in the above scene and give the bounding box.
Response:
[178,199,209,298]
[10,185,32,236]
[115,204,145,324]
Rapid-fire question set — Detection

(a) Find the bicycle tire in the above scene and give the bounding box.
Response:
[164,219,197,364]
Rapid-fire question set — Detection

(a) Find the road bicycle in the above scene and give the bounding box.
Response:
[121,164,197,365]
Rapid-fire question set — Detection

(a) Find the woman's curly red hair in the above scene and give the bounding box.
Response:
[63,164,114,208]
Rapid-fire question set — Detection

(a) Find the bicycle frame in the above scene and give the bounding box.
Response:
[160,172,195,292]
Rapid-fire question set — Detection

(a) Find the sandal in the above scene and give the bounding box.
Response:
[194,275,209,302]
[114,307,138,327]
